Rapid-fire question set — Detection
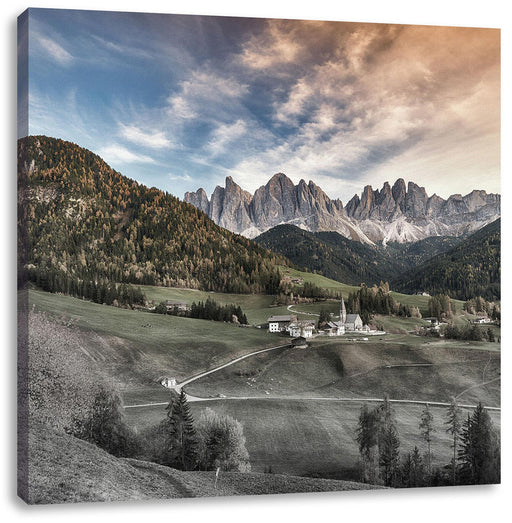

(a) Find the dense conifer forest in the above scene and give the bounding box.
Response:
[394,219,500,301]
[255,224,464,287]
[255,221,500,301]
[255,224,398,286]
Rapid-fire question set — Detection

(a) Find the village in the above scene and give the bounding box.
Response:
[267,296,385,340]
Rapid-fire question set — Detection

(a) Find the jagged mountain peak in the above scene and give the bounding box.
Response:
[225,175,236,186]
[267,172,293,186]
[183,174,500,244]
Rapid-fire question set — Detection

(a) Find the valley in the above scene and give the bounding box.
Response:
[29,277,500,482]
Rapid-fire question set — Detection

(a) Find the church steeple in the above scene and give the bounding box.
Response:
[340,295,347,324]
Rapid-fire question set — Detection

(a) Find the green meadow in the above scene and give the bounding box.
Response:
[29,289,284,388]
[30,283,500,482]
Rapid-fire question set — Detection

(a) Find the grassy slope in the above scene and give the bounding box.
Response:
[183,338,500,404]
[27,421,377,504]
[29,289,285,393]
[141,285,277,325]
[124,334,500,479]
[278,266,360,294]
[30,287,500,483]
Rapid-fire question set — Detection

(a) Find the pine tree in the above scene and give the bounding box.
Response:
[445,397,462,485]
[356,404,380,484]
[458,403,500,485]
[163,389,198,470]
[376,396,401,486]
[419,404,435,481]
[401,446,424,488]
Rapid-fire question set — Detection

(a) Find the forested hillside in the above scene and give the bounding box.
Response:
[255,225,397,286]
[18,136,287,295]
[393,219,500,301]
[255,224,463,287]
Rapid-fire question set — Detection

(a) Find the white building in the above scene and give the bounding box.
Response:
[287,320,315,338]
[166,300,190,312]
[323,321,345,336]
[159,377,177,389]
[268,314,296,333]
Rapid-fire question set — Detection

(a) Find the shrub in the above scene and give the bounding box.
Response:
[195,408,251,472]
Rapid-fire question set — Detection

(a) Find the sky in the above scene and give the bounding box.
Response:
[19,7,501,203]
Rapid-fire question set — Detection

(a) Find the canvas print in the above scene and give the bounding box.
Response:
[17,8,501,504]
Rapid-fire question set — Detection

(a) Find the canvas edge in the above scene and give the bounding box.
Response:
[17,7,30,504]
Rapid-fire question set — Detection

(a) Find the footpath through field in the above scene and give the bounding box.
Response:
[177,343,292,388]
[123,340,501,412]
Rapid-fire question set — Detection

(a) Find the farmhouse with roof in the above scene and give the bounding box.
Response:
[166,300,190,312]
[287,320,316,338]
[323,320,345,336]
[268,314,297,333]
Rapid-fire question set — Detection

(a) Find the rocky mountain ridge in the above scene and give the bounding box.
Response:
[184,174,500,244]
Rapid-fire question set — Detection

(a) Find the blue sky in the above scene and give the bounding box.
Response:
[20,8,501,203]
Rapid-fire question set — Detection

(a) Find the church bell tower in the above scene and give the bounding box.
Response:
[340,295,347,324]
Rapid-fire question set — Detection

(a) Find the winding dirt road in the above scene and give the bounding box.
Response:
[123,341,500,412]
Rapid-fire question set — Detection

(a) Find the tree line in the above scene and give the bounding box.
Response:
[356,397,500,487]
[28,266,146,307]
[153,297,248,325]
[347,282,421,325]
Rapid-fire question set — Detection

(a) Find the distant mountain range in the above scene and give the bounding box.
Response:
[184,173,500,244]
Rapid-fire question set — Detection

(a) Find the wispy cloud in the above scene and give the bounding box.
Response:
[207,120,248,157]
[168,172,192,182]
[98,144,156,165]
[166,69,249,122]
[33,32,73,66]
[119,124,173,149]
[239,20,304,70]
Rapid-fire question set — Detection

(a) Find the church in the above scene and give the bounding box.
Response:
[323,296,365,335]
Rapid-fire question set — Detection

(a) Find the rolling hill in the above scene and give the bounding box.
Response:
[26,420,377,504]
[18,135,288,295]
